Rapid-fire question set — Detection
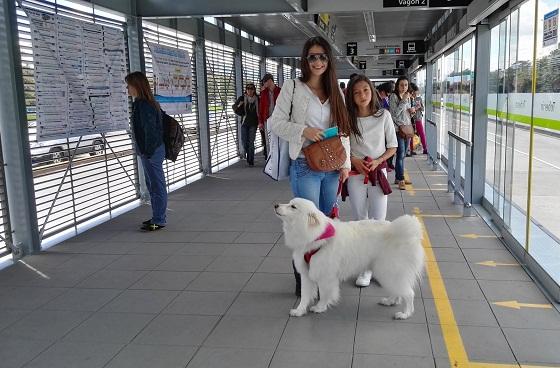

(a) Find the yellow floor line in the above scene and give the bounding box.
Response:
[414,207,470,367]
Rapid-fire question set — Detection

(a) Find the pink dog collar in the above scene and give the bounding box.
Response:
[304,223,336,265]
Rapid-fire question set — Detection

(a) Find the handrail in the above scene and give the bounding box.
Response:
[447,130,473,216]
[426,119,436,127]
[425,119,439,170]
[448,131,471,147]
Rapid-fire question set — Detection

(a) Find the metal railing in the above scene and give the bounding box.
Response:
[447,130,473,216]
[425,119,439,170]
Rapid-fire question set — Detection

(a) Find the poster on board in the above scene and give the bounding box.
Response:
[147,42,192,115]
[26,8,129,141]
[543,9,558,47]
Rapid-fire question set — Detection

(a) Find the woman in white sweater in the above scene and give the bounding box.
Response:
[345,75,397,287]
[268,36,351,295]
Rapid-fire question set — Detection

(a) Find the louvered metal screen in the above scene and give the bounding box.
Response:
[142,21,202,188]
[206,40,238,169]
[266,59,278,83]
[282,64,292,86]
[0,138,11,257]
[16,0,137,241]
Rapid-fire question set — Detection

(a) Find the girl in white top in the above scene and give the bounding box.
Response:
[346,75,398,287]
[268,36,351,297]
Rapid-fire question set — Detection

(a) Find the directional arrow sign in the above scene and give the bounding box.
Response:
[460,233,496,239]
[477,261,520,267]
[493,300,552,310]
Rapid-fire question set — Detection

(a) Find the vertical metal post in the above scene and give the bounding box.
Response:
[447,133,454,194]
[234,32,243,158]
[464,144,473,216]
[195,18,211,174]
[454,138,461,205]
[471,24,490,205]
[0,0,40,255]
[259,58,266,81]
[277,59,284,87]
[425,62,433,124]
[126,14,149,202]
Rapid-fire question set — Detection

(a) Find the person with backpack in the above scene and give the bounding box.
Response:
[126,71,167,231]
[232,83,259,166]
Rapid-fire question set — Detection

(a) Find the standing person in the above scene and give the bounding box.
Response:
[268,36,351,296]
[259,73,281,158]
[390,76,416,190]
[409,83,427,154]
[376,82,392,110]
[339,81,346,95]
[345,75,397,287]
[126,71,167,231]
[232,83,259,166]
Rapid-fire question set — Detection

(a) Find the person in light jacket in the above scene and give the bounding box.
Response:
[389,76,416,190]
[268,36,351,296]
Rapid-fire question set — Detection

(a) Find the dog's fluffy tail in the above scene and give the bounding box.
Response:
[389,215,423,243]
[388,215,425,282]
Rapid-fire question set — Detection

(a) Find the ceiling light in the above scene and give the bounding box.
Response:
[363,11,376,43]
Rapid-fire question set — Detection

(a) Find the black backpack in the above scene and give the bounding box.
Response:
[162,112,185,162]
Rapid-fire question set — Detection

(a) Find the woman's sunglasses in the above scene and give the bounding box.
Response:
[306,53,329,63]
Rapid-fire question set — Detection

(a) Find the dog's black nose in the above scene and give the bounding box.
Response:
[274,204,279,209]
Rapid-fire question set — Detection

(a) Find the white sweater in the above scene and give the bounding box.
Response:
[350,110,398,160]
[268,79,351,169]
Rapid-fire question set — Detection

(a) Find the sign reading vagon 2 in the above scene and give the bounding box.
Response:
[383,0,426,7]
[402,40,425,54]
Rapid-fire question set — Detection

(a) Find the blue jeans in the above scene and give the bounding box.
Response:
[395,136,407,181]
[241,123,257,164]
[140,144,167,225]
[289,158,339,215]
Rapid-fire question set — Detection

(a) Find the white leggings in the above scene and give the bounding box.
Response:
[347,170,388,221]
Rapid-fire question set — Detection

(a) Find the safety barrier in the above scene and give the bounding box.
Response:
[425,119,439,170]
[447,130,473,216]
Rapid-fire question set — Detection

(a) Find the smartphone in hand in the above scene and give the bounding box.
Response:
[323,126,338,139]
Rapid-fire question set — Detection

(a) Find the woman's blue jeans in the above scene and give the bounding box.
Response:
[289,158,339,215]
[395,136,407,181]
[140,144,167,225]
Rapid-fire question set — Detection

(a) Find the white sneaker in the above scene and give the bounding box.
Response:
[355,270,373,287]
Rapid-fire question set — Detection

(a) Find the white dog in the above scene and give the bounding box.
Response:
[274,197,425,320]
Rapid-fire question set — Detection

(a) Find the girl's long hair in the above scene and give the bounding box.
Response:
[393,76,409,101]
[299,36,350,136]
[125,71,160,110]
[345,75,382,140]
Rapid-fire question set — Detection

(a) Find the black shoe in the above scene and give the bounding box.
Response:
[141,223,165,231]
[411,151,417,156]
[142,219,152,225]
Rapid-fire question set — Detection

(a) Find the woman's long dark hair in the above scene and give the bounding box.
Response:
[299,36,350,136]
[345,75,382,140]
[393,76,409,101]
[125,71,160,110]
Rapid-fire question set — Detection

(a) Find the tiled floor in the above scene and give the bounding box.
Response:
[1,155,560,368]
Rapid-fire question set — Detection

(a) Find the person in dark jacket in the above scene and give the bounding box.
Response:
[232,83,259,166]
[258,73,281,158]
[126,71,167,231]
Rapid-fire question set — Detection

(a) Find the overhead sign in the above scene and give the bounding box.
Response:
[429,0,472,7]
[379,47,401,55]
[543,9,558,47]
[403,40,425,54]
[396,59,410,68]
[359,60,367,70]
[383,0,426,8]
[392,69,405,76]
[315,13,330,32]
[347,42,358,56]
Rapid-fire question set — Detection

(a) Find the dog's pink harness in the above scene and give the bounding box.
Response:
[304,223,336,265]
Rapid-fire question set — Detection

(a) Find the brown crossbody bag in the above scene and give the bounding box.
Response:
[302,134,346,172]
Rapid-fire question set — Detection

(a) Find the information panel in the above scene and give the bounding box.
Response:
[147,42,193,115]
[27,9,129,141]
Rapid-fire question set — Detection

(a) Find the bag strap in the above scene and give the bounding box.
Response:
[288,79,296,121]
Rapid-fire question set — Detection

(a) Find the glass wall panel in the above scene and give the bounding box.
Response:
[530,0,560,280]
